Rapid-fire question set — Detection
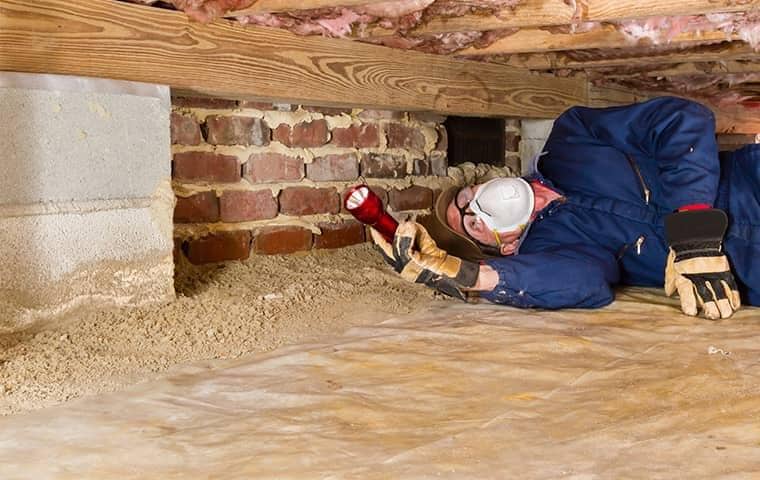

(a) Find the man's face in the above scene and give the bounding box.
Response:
[445,184,523,256]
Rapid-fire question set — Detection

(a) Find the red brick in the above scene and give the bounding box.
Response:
[220,190,278,222]
[302,105,352,115]
[315,221,366,249]
[413,158,431,176]
[279,187,340,215]
[435,125,448,151]
[254,226,312,254]
[306,153,359,182]
[505,131,521,153]
[273,119,329,148]
[185,230,252,264]
[387,123,426,151]
[174,191,219,223]
[204,116,270,146]
[244,153,303,183]
[173,152,240,183]
[330,124,380,148]
[389,186,433,211]
[357,109,404,121]
[170,112,201,145]
[340,186,388,214]
[360,153,406,178]
[172,97,237,109]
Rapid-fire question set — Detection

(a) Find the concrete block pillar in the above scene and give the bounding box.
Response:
[0,73,175,328]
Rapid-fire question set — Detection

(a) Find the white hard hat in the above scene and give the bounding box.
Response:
[468,177,535,232]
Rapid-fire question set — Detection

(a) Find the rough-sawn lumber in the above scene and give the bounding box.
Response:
[0,0,586,118]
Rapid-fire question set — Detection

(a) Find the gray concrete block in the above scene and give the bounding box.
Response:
[0,73,174,327]
[0,87,170,205]
[0,195,174,328]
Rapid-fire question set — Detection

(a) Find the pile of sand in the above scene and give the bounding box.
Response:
[0,245,438,415]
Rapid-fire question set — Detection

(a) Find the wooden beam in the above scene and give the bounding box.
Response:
[0,0,587,118]
[587,0,760,24]
[397,0,760,37]
[589,85,760,134]
[229,0,370,16]
[713,106,760,134]
[458,25,735,56]
[492,42,758,70]
[602,61,760,78]
[587,84,652,108]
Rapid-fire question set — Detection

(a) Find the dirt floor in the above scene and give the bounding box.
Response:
[0,244,437,415]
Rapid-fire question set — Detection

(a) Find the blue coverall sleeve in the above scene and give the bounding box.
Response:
[480,245,620,309]
[548,96,720,210]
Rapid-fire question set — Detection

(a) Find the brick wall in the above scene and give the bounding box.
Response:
[504,119,521,173]
[171,98,454,264]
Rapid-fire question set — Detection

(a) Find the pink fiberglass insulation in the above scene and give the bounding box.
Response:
[369,28,518,54]
[123,0,256,22]
[358,0,436,18]
[239,9,375,37]
[171,0,255,22]
[240,0,520,37]
[618,11,760,49]
[422,0,521,18]
[238,0,521,53]
[239,2,433,38]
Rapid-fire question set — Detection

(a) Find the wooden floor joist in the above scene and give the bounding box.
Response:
[587,84,652,108]
[492,42,759,71]
[0,0,587,118]
[457,25,735,56]
[399,0,760,37]
[590,85,760,134]
[601,61,760,78]
[713,107,760,134]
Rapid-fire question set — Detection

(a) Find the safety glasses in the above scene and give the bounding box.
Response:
[454,186,502,257]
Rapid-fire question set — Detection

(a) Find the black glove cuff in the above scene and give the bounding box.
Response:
[453,259,480,288]
[665,209,727,259]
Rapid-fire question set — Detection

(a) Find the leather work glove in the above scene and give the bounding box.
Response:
[664,209,741,320]
[370,221,479,301]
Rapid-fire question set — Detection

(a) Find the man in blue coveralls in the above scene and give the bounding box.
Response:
[372,97,760,320]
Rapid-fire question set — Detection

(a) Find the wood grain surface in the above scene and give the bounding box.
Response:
[458,25,734,56]
[494,43,759,70]
[0,0,587,118]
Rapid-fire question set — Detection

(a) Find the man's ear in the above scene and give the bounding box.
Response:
[499,239,519,256]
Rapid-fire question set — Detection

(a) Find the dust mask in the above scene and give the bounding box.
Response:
[468,177,535,233]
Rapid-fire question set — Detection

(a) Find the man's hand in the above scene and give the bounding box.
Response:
[370,221,479,301]
[664,209,741,319]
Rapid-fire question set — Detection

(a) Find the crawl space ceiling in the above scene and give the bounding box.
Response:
[125,0,759,111]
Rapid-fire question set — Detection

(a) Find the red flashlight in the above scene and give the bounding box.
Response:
[344,184,398,242]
